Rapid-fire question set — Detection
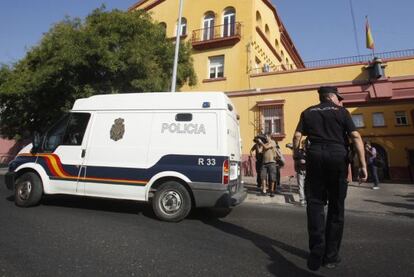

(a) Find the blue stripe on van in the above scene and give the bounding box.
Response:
[13,154,226,185]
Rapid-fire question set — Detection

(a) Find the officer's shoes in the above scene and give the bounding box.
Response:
[307,254,322,271]
[372,186,380,190]
[322,256,341,269]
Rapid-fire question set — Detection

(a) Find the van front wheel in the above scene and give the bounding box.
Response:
[15,172,43,207]
[152,181,191,222]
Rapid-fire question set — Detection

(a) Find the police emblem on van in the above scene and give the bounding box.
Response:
[110,118,125,141]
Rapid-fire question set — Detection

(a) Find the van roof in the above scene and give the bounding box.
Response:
[72,92,234,111]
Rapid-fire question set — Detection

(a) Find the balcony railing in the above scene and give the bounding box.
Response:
[250,49,414,74]
[191,22,241,50]
[304,49,414,68]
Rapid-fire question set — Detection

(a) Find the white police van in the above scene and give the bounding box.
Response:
[5,92,246,222]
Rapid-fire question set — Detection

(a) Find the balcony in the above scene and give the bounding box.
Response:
[191,22,241,50]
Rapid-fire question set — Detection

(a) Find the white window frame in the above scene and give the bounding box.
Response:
[203,13,215,40]
[395,111,408,126]
[223,9,235,37]
[175,17,187,36]
[262,106,283,135]
[208,55,224,79]
[351,114,364,128]
[372,112,385,127]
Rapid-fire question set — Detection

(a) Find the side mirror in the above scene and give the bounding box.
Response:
[31,132,41,154]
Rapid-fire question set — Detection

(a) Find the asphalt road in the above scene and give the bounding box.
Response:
[0,181,413,277]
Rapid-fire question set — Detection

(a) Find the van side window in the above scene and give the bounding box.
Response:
[43,113,90,152]
[175,113,192,121]
[63,113,91,146]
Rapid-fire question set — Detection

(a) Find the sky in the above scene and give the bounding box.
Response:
[1,0,413,65]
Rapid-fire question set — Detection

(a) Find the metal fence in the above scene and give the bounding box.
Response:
[252,49,414,74]
[191,22,241,43]
[304,49,414,68]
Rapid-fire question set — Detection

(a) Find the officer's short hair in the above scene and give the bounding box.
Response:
[319,93,334,102]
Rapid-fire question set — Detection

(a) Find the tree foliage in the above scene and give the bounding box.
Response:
[0,8,196,139]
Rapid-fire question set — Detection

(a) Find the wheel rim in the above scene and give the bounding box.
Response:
[18,181,32,201]
[160,190,182,214]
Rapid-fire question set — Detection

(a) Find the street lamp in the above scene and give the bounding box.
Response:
[171,0,184,92]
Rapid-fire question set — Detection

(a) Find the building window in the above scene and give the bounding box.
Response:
[395,111,408,126]
[265,24,270,38]
[223,7,236,37]
[203,12,215,40]
[254,56,261,74]
[372,112,385,127]
[256,11,262,28]
[159,22,167,36]
[352,114,364,128]
[176,17,187,36]
[208,55,224,79]
[262,106,283,135]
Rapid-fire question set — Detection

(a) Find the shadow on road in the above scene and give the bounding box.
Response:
[394,192,414,202]
[5,193,158,218]
[200,217,322,277]
[364,199,414,211]
[391,212,414,219]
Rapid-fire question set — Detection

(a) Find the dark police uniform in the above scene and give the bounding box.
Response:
[296,99,356,267]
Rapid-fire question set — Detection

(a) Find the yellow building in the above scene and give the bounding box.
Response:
[130,0,414,182]
[229,58,414,181]
[130,0,304,92]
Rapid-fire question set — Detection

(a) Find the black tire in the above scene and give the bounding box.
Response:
[14,172,43,207]
[152,181,191,222]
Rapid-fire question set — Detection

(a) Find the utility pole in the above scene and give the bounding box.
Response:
[171,0,184,92]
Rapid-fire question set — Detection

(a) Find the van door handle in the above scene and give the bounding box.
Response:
[81,149,86,158]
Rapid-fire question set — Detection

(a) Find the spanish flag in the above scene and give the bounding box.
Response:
[365,17,374,49]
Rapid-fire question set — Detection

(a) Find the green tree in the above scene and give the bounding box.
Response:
[0,8,196,139]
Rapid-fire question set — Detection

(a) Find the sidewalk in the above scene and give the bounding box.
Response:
[243,175,414,218]
[243,176,300,205]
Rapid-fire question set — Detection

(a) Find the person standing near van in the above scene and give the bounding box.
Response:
[365,141,380,189]
[257,133,277,197]
[250,139,264,190]
[294,140,307,206]
[274,142,284,193]
[293,86,367,271]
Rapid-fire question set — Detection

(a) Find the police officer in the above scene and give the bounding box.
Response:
[293,86,367,271]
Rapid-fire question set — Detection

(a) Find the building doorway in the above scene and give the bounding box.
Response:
[351,142,390,181]
[371,143,390,180]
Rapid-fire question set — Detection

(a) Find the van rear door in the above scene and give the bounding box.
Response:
[225,111,241,181]
[225,110,246,205]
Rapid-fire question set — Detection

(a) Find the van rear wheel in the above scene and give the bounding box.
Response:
[152,181,191,222]
[15,172,43,207]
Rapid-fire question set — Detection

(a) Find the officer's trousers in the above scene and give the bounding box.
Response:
[305,144,348,262]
